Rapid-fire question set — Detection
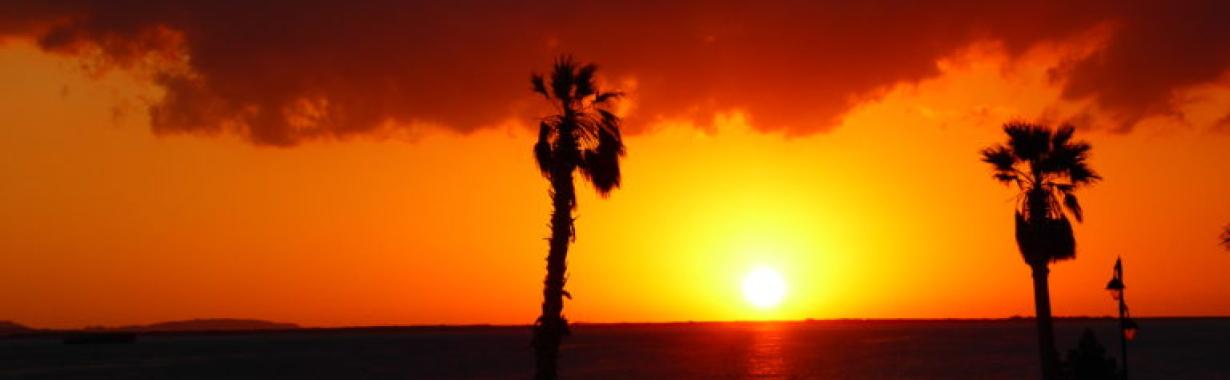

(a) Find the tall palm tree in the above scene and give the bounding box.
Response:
[981,122,1100,380]
[529,56,625,380]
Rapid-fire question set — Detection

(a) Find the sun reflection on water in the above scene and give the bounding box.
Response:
[745,323,790,379]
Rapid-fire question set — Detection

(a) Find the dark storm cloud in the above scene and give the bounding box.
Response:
[3,0,1228,145]
[1057,1,1230,129]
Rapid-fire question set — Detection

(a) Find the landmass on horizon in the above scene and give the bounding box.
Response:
[17,315,1230,337]
[0,318,299,336]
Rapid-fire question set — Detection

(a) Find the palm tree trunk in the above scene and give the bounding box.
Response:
[533,158,575,380]
[1030,263,1061,380]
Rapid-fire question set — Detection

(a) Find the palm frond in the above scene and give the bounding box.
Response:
[534,121,554,177]
[574,63,597,98]
[993,173,1018,183]
[594,91,623,105]
[530,74,549,98]
[1067,162,1100,185]
[1051,124,1075,148]
[551,56,576,101]
[596,109,619,131]
[979,144,1018,183]
[1004,122,1051,162]
[578,109,624,196]
[1048,215,1077,262]
[1040,139,1098,186]
[578,124,624,196]
[1062,191,1083,222]
[571,115,600,146]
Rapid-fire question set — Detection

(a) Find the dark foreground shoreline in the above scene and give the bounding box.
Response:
[3,318,1228,379]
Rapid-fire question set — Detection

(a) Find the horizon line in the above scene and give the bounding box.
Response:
[14,315,1230,332]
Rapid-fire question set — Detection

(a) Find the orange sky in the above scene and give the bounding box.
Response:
[2,2,1230,329]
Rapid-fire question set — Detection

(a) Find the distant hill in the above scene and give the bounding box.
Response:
[0,321,33,336]
[110,318,299,332]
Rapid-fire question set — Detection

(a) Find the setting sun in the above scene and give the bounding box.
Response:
[742,267,787,309]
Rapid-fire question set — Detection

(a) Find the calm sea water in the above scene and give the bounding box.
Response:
[1,319,1227,379]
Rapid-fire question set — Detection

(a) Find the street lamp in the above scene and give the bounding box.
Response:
[1105,257,1134,380]
[1122,319,1138,341]
[1105,277,1123,301]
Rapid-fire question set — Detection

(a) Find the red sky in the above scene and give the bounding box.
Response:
[1,1,1229,328]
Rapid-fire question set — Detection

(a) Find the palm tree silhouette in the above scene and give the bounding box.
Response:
[981,122,1100,380]
[529,56,625,380]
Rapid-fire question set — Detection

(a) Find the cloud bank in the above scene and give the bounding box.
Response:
[4,0,1229,145]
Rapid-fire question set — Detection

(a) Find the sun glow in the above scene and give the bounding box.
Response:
[742,267,787,309]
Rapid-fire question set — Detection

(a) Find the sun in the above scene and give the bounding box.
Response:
[742,266,787,309]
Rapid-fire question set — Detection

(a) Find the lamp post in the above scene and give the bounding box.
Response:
[1105,257,1135,380]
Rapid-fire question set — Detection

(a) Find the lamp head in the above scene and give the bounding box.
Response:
[1106,278,1124,301]
[1123,319,1139,341]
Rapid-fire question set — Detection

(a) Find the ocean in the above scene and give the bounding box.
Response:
[1,318,1226,379]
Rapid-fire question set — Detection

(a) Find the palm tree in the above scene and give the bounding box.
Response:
[981,122,1100,380]
[529,56,625,380]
